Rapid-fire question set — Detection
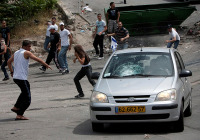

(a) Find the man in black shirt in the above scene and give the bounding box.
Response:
[106,2,120,34]
[0,20,10,65]
[40,25,60,72]
[0,21,10,47]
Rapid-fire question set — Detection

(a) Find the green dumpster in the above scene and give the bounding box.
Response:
[104,2,196,36]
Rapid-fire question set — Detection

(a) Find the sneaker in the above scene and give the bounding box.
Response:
[59,69,62,73]
[2,77,9,81]
[93,54,99,57]
[65,70,69,74]
[39,67,46,72]
[98,57,104,60]
[62,69,69,75]
[75,94,84,98]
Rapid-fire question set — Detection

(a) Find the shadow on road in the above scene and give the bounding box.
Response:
[73,119,176,135]
[50,98,90,101]
[0,118,15,123]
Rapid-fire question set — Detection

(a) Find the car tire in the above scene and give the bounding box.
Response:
[173,102,184,132]
[184,95,192,117]
[92,122,104,132]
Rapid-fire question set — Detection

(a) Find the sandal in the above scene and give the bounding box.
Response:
[15,116,29,121]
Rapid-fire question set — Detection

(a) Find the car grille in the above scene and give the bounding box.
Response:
[113,95,150,103]
[96,114,170,120]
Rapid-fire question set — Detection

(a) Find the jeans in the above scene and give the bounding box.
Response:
[14,79,31,116]
[74,65,96,95]
[167,39,180,49]
[1,55,10,78]
[58,45,69,70]
[93,35,104,57]
[117,43,129,50]
[44,36,50,52]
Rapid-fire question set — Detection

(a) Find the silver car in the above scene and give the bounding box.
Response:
[90,47,192,132]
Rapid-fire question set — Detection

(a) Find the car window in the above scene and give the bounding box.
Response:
[103,52,174,78]
[174,53,182,74]
[175,52,185,69]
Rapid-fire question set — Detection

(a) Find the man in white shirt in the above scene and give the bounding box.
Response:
[8,40,51,120]
[58,22,73,74]
[44,17,58,52]
[93,13,107,60]
[166,24,180,49]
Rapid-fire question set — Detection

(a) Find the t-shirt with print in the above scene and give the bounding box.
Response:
[115,27,129,44]
[0,27,10,45]
[50,32,60,52]
[96,20,106,35]
[59,29,70,46]
[169,28,180,41]
[46,23,58,37]
[107,8,119,20]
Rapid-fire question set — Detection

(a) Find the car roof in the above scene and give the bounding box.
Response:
[114,47,172,54]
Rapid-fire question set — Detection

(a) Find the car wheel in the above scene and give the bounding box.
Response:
[92,122,104,132]
[173,102,184,132]
[184,95,192,117]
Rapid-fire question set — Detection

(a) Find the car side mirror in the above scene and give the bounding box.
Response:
[91,72,100,80]
[179,69,192,77]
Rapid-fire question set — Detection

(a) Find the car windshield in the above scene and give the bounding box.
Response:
[103,52,174,78]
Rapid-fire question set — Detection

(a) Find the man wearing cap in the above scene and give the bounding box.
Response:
[40,25,60,72]
[166,24,180,49]
[44,17,58,52]
[58,22,73,74]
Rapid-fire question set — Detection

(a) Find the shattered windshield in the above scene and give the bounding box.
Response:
[103,52,174,78]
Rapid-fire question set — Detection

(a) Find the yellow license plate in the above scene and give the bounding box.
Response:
[115,106,146,114]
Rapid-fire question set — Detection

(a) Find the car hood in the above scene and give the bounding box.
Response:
[95,77,174,96]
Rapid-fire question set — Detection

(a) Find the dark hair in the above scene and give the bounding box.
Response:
[97,13,101,16]
[22,40,31,47]
[1,20,6,23]
[52,17,56,20]
[74,45,90,61]
[110,2,114,6]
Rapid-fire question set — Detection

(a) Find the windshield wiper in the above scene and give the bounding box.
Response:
[104,75,121,78]
[122,74,155,77]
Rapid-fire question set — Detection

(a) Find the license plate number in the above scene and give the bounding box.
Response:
[115,106,145,114]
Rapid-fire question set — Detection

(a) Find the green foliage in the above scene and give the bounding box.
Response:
[0,0,57,28]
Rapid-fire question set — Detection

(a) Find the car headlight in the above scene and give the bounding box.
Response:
[91,91,109,103]
[155,89,176,101]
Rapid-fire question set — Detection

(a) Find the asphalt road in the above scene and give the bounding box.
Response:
[0,0,200,140]
[0,39,200,140]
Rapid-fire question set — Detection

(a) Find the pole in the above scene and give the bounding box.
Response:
[124,0,126,4]
[78,0,80,14]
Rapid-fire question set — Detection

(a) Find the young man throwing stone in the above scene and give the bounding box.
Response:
[8,40,51,120]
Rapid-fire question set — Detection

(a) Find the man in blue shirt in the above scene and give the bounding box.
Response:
[93,14,107,60]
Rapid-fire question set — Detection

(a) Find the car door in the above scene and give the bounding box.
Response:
[174,52,191,109]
